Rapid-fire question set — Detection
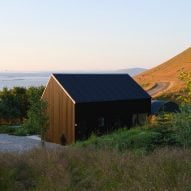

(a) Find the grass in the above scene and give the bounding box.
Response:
[75,117,178,153]
[1,106,191,190]
[75,128,163,153]
[1,147,191,191]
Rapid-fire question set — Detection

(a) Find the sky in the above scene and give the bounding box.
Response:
[0,0,191,72]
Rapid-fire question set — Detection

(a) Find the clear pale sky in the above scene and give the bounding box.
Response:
[0,0,191,72]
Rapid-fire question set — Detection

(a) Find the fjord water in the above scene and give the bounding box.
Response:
[0,68,146,90]
[0,72,50,90]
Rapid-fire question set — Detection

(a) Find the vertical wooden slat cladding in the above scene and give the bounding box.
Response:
[42,76,75,144]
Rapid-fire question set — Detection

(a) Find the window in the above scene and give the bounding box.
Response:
[98,117,105,127]
[132,113,147,126]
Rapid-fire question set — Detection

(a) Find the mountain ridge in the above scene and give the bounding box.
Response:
[134,47,191,94]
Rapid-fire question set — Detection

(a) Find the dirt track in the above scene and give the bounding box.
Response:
[147,82,170,97]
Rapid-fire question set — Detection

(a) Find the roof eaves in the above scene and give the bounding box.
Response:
[52,74,76,104]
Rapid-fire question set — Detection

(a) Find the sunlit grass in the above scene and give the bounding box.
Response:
[1,147,191,191]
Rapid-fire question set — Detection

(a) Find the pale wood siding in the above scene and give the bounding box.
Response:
[42,76,75,144]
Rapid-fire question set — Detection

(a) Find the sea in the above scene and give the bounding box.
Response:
[0,69,143,90]
[0,72,51,90]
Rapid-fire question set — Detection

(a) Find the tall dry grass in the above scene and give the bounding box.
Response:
[1,147,191,191]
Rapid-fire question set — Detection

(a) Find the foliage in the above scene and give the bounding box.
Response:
[0,86,44,124]
[157,71,191,103]
[77,109,191,152]
[152,68,191,148]
[0,86,48,137]
[178,70,191,104]
[0,125,17,134]
[153,113,173,128]
[12,87,29,120]
[0,87,24,123]
[149,105,191,148]
[14,126,30,136]
[23,87,49,143]
[1,147,191,191]
[76,128,165,153]
[172,105,191,147]
[0,125,34,136]
[167,71,191,147]
[149,113,178,147]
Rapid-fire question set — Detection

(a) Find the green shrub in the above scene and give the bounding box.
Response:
[0,86,45,126]
[0,125,31,136]
[23,87,49,142]
[76,128,163,152]
[76,111,184,152]
[0,125,17,134]
[14,127,29,136]
[151,105,191,148]
[172,105,191,147]
[149,113,178,147]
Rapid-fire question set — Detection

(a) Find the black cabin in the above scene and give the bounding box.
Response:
[52,74,151,141]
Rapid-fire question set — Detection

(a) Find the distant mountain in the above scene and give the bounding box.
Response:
[117,68,147,76]
[134,47,191,94]
[47,68,147,76]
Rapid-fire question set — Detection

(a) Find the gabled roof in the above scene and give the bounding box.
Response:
[53,74,151,103]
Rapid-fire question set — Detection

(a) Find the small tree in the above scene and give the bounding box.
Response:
[24,87,49,146]
[173,106,191,147]
[178,70,191,104]
[172,71,191,148]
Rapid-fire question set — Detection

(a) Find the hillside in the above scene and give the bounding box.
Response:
[134,47,191,94]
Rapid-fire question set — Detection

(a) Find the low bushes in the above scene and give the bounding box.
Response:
[76,128,162,153]
[0,125,31,136]
[76,104,191,152]
[0,125,17,134]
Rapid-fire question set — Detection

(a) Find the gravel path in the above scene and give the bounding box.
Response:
[0,134,61,153]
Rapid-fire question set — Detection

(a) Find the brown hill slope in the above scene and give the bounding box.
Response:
[134,47,191,94]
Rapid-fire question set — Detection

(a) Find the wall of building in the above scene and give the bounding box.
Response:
[75,99,151,141]
[42,76,75,144]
